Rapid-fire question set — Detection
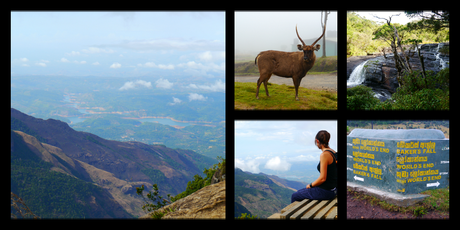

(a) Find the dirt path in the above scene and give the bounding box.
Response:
[347,190,449,219]
[235,73,337,92]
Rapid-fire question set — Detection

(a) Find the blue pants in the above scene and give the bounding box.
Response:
[291,187,337,203]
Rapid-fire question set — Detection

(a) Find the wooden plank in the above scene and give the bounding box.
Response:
[313,198,338,220]
[300,200,329,220]
[290,200,320,219]
[324,206,337,219]
[280,199,309,219]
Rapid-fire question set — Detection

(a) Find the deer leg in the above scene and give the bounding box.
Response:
[293,77,301,101]
[263,79,270,97]
[256,77,262,99]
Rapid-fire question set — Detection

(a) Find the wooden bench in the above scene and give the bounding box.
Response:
[272,197,337,220]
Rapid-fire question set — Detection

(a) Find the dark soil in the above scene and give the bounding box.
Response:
[346,190,449,219]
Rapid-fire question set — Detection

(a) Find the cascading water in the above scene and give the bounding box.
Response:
[436,43,449,70]
[347,60,369,88]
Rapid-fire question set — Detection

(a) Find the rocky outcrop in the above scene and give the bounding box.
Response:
[139,180,225,219]
[347,43,449,101]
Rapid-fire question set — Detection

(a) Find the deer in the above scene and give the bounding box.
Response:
[254,24,326,101]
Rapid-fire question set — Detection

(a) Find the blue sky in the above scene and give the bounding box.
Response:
[235,120,337,174]
[11,11,225,78]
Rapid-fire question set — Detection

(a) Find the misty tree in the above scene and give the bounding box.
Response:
[321,11,330,58]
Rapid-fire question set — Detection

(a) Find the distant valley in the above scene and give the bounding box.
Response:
[11,108,217,218]
[11,75,225,159]
[234,168,307,218]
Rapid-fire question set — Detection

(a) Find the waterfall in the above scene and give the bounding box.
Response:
[347,60,369,87]
[436,43,449,70]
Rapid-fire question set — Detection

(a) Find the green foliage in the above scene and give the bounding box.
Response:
[373,22,410,46]
[172,156,225,202]
[348,68,449,110]
[135,184,173,214]
[374,68,449,110]
[236,213,259,219]
[347,12,449,57]
[347,85,381,110]
[413,206,427,217]
[420,186,449,213]
[347,12,386,57]
[136,157,225,216]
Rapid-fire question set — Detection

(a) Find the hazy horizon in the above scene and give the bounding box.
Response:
[11,11,225,78]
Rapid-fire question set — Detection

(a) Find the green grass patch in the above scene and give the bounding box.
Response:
[234,82,337,110]
[348,187,449,218]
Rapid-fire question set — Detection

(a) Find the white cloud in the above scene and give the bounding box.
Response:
[264,157,291,171]
[169,97,182,105]
[198,51,213,61]
[155,78,173,89]
[92,62,100,65]
[22,64,29,67]
[177,61,225,77]
[158,64,174,70]
[188,93,207,101]
[110,62,121,68]
[144,62,156,67]
[119,80,152,91]
[61,58,70,63]
[113,38,224,51]
[140,62,174,70]
[20,58,28,62]
[185,79,225,92]
[82,47,114,54]
[235,158,261,173]
[67,51,80,56]
[36,63,46,67]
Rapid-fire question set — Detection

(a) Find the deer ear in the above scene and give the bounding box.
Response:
[297,44,302,50]
[314,44,321,51]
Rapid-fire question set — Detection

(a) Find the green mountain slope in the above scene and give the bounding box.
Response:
[234,168,300,218]
[10,108,217,218]
[11,130,133,218]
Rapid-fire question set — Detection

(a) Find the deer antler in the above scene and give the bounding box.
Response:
[311,23,326,46]
[296,25,306,47]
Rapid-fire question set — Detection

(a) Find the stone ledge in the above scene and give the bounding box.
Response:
[347,182,429,207]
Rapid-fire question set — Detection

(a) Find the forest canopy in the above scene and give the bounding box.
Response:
[347,11,449,57]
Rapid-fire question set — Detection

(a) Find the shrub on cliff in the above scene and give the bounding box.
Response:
[347,85,381,110]
[136,157,226,214]
[374,68,449,110]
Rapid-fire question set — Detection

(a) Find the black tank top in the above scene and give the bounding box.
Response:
[316,150,337,190]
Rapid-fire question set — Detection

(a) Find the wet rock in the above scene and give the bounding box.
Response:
[348,43,449,101]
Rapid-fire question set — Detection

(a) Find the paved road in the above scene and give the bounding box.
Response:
[235,73,337,92]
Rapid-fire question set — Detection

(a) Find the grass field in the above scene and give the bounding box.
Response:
[348,186,449,218]
[234,82,337,110]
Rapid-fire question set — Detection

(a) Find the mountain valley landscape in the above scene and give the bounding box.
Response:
[234,168,307,218]
[11,108,218,218]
